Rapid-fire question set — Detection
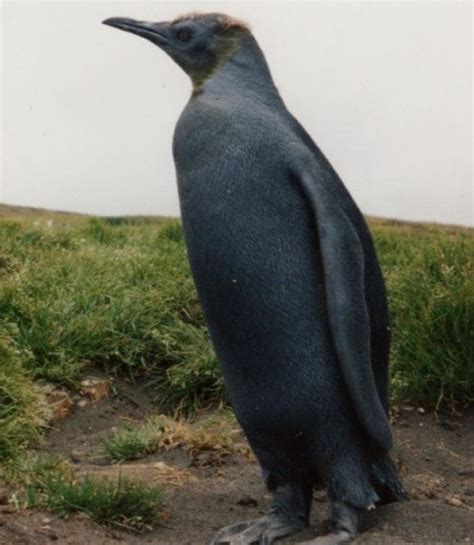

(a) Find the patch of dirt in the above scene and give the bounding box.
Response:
[40,378,157,465]
[1,382,472,545]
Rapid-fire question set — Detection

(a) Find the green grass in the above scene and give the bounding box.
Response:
[5,453,164,531]
[0,325,45,460]
[103,417,164,462]
[30,475,164,531]
[374,222,473,407]
[0,213,472,461]
[0,218,220,401]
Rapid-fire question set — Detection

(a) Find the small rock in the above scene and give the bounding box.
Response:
[77,399,88,408]
[42,518,51,524]
[402,405,414,412]
[445,495,465,508]
[46,390,73,421]
[73,511,91,522]
[237,496,258,507]
[80,378,109,402]
[417,407,426,414]
[70,450,82,463]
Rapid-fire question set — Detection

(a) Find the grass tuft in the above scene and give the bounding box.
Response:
[30,474,165,531]
[103,417,164,462]
[5,453,164,531]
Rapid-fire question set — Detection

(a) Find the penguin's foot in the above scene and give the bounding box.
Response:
[297,531,353,545]
[296,498,359,545]
[210,514,305,544]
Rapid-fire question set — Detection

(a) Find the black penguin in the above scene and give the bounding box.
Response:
[103,13,408,545]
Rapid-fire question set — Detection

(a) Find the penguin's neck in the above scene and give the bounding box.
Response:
[199,34,283,106]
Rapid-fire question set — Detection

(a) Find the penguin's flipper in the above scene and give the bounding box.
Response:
[296,166,392,452]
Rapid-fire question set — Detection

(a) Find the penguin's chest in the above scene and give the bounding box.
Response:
[172,106,330,405]
[175,140,325,338]
[174,133,312,296]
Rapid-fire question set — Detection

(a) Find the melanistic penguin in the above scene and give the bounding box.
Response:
[103,13,408,545]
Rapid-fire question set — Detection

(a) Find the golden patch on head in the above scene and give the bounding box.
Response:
[173,12,250,33]
[171,12,250,96]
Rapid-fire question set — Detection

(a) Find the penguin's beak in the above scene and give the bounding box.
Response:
[102,17,170,47]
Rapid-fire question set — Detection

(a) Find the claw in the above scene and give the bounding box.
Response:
[297,530,353,545]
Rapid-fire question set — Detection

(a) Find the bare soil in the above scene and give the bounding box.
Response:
[1,380,472,545]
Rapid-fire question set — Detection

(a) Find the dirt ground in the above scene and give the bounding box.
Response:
[1,380,472,545]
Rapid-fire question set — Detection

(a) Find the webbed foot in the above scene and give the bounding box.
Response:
[210,514,305,544]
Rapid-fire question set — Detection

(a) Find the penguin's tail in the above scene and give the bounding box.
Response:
[370,455,410,505]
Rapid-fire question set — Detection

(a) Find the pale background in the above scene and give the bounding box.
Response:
[1,1,472,225]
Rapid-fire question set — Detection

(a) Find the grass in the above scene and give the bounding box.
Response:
[4,453,165,531]
[374,222,473,407]
[0,217,220,399]
[0,210,472,462]
[32,475,164,531]
[103,417,164,462]
[103,411,248,464]
[0,325,45,461]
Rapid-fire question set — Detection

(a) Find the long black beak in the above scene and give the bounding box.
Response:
[102,17,169,46]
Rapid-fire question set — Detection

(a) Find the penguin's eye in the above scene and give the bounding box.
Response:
[176,29,192,42]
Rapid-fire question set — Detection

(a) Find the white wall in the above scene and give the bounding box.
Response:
[1,1,472,225]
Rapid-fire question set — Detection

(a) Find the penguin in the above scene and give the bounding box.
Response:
[103,13,408,545]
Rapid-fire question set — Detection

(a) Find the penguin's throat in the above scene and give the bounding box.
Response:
[190,29,246,95]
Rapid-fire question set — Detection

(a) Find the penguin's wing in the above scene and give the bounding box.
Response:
[296,165,393,452]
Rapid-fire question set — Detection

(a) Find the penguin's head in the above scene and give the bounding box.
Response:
[102,12,250,92]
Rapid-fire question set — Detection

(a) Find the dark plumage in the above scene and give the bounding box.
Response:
[103,12,408,544]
